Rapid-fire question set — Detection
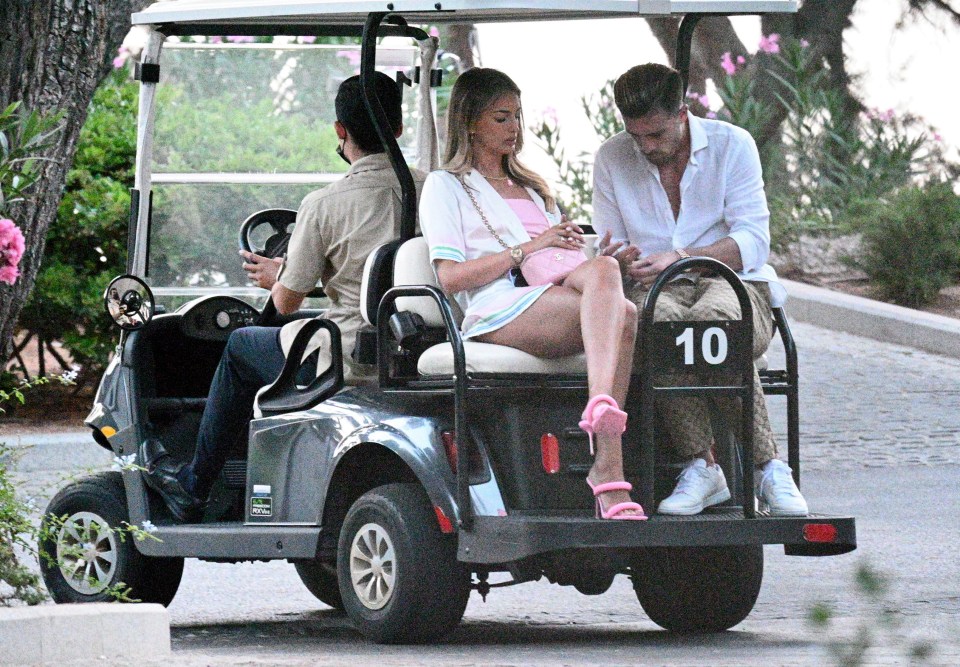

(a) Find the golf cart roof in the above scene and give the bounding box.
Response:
[133,0,797,28]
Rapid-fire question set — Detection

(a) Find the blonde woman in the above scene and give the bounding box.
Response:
[419,68,645,520]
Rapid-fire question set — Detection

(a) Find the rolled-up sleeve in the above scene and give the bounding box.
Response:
[420,172,466,264]
[591,144,630,245]
[724,131,771,272]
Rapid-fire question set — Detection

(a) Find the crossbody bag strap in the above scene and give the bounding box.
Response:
[456,174,511,251]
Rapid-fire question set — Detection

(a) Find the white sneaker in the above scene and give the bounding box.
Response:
[755,459,809,516]
[658,459,731,515]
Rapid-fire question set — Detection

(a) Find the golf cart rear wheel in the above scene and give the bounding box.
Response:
[39,471,183,606]
[337,483,470,644]
[631,545,763,632]
[294,559,343,610]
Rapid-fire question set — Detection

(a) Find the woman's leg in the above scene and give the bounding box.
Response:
[562,257,639,509]
[479,257,641,514]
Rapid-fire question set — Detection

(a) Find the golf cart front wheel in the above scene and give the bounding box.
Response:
[337,483,470,643]
[39,471,183,606]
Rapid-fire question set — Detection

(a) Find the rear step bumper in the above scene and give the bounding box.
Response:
[457,510,856,564]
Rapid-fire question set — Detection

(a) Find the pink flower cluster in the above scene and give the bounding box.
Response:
[226,35,256,43]
[687,91,711,108]
[0,218,26,285]
[866,107,896,123]
[720,52,746,75]
[758,33,780,54]
[113,45,129,69]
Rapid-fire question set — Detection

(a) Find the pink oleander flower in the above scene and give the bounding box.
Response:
[542,106,558,124]
[934,132,943,142]
[758,33,780,54]
[209,36,223,44]
[0,218,26,285]
[429,26,440,38]
[720,52,737,75]
[706,111,718,119]
[736,55,746,65]
[299,36,317,44]
[800,39,810,48]
[226,35,256,43]
[112,45,129,69]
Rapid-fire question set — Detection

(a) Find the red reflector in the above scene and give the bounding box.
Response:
[434,505,454,533]
[541,433,560,474]
[803,523,837,543]
[441,431,458,474]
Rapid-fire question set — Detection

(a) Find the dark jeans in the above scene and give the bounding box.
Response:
[178,325,316,500]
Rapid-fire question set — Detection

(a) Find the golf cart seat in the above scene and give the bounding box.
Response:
[361,237,587,376]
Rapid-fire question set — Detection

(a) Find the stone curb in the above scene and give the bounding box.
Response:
[0,603,170,665]
[782,278,960,359]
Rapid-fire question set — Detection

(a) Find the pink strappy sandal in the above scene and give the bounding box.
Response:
[579,393,628,454]
[587,479,648,521]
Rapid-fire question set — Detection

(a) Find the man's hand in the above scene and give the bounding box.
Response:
[629,249,682,286]
[598,230,641,276]
[240,250,283,290]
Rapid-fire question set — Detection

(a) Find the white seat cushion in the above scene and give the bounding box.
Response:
[418,341,586,376]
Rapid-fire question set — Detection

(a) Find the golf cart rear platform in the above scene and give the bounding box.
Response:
[459,511,856,564]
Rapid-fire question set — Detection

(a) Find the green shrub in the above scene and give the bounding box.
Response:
[853,183,960,307]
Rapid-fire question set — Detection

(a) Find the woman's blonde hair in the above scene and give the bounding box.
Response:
[443,68,556,212]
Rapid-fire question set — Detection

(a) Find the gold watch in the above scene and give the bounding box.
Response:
[675,247,691,260]
[510,245,525,266]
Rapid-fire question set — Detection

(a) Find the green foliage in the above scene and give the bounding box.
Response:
[529,80,619,225]
[0,446,46,606]
[0,102,63,215]
[851,182,960,307]
[809,561,934,666]
[715,38,945,254]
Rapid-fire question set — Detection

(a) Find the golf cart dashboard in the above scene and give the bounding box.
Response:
[178,296,259,341]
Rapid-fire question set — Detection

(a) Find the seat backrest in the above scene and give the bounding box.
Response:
[359,239,403,326]
[393,237,464,327]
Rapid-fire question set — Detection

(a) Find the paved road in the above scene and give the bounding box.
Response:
[10,321,960,665]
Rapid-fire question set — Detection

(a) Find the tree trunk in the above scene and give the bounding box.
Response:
[0,0,147,368]
[445,24,480,71]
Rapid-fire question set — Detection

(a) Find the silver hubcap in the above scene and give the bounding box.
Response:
[56,511,118,595]
[349,522,396,610]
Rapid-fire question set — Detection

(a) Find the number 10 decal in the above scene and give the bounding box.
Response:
[675,327,728,365]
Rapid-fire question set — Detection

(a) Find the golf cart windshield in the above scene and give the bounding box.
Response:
[145,40,422,304]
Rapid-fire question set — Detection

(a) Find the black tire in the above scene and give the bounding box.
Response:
[294,559,344,610]
[631,546,763,632]
[39,471,183,607]
[337,483,470,644]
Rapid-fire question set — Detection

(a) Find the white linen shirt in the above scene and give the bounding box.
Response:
[592,114,786,307]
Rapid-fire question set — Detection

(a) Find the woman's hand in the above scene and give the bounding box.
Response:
[598,230,641,276]
[528,216,585,252]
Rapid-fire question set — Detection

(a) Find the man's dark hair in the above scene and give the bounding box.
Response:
[335,72,403,153]
[613,63,684,119]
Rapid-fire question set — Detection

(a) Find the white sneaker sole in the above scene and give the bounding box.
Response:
[658,487,732,516]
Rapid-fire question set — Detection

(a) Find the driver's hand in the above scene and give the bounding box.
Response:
[240,250,283,290]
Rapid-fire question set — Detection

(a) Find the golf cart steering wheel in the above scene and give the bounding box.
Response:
[238,208,297,258]
[238,209,297,326]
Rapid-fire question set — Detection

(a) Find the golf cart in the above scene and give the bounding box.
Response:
[40,0,856,644]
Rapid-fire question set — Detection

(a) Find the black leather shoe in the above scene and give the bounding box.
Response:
[139,439,204,523]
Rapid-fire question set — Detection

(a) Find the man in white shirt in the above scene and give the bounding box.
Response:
[593,63,807,517]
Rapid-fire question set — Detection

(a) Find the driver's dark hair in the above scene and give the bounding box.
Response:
[335,72,403,153]
[614,63,684,119]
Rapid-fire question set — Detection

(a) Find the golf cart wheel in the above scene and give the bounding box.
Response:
[39,471,183,606]
[631,546,763,632]
[294,559,343,610]
[337,483,470,644]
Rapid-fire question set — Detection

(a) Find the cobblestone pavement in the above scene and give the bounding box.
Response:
[766,321,960,471]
